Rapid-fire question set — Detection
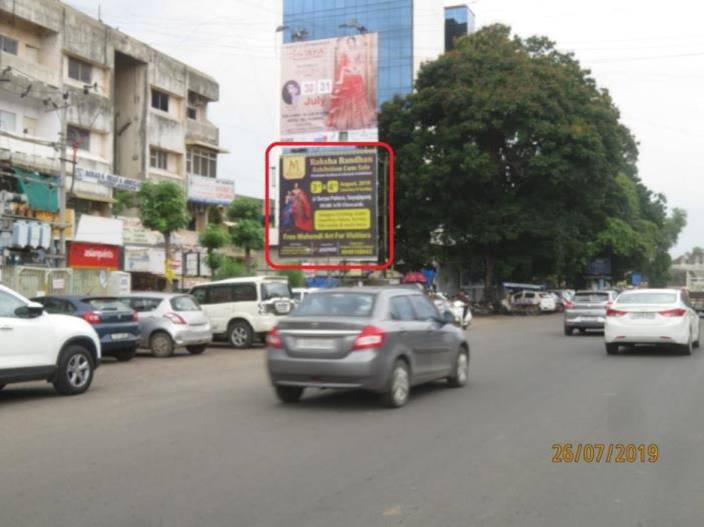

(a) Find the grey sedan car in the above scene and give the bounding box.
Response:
[266,288,470,408]
[564,290,618,335]
[120,293,213,357]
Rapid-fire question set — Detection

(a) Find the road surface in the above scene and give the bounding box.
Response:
[2,315,703,526]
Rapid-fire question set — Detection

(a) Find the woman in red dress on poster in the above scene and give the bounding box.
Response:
[327,36,375,131]
[291,184,313,232]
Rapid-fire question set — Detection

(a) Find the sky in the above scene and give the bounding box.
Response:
[66,0,704,256]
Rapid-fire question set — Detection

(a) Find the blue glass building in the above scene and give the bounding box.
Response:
[282,0,414,106]
[444,5,474,51]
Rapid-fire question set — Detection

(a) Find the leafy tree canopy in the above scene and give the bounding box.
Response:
[137,181,190,237]
[380,24,685,291]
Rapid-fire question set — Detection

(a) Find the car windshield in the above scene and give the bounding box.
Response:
[83,298,130,311]
[292,292,375,317]
[617,292,677,305]
[170,295,201,312]
[574,292,610,302]
[261,282,291,300]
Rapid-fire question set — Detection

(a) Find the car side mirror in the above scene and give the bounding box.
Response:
[442,310,455,325]
[15,302,45,319]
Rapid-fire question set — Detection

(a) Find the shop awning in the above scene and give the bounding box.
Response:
[14,168,59,213]
[185,139,230,154]
[70,190,115,204]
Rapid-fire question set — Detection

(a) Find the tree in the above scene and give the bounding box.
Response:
[227,197,264,271]
[213,257,247,280]
[199,223,230,274]
[112,190,139,216]
[379,24,678,295]
[138,181,190,291]
[278,270,306,288]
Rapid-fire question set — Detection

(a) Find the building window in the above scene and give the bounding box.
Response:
[0,110,16,132]
[68,56,92,84]
[151,89,170,112]
[187,106,197,120]
[150,148,168,170]
[187,147,217,178]
[0,34,18,55]
[445,6,470,52]
[67,125,90,151]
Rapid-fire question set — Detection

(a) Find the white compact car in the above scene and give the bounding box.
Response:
[604,288,701,355]
[0,284,101,395]
[190,276,295,348]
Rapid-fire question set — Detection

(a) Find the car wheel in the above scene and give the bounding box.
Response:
[681,335,693,355]
[605,343,619,355]
[186,345,207,355]
[693,338,700,349]
[579,328,587,335]
[381,360,411,408]
[448,347,469,388]
[275,385,304,403]
[115,347,136,362]
[150,332,175,358]
[564,326,573,336]
[228,320,253,349]
[53,345,94,395]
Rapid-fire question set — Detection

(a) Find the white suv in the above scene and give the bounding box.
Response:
[0,284,101,395]
[190,276,295,348]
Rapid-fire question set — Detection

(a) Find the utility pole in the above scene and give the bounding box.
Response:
[57,91,69,266]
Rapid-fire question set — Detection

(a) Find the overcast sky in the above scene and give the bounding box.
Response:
[67,0,703,256]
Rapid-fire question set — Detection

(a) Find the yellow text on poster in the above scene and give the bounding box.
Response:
[315,209,371,231]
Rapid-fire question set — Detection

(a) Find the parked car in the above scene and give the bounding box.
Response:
[32,295,139,362]
[604,288,701,355]
[547,290,573,312]
[266,287,470,408]
[119,293,213,357]
[564,290,618,335]
[190,276,295,348]
[0,285,100,395]
[511,290,556,314]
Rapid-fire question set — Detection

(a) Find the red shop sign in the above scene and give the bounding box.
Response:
[68,242,120,270]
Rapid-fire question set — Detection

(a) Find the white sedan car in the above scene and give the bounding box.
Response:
[604,289,700,355]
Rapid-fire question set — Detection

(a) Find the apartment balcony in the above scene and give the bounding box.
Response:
[185,119,219,149]
[1,50,60,92]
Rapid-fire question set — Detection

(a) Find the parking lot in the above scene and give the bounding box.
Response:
[3,314,704,527]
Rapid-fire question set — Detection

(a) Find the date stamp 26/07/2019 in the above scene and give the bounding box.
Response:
[552,443,659,463]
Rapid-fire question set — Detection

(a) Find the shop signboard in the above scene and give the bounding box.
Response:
[68,242,120,270]
[74,167,142,192]
[187,175,235,205]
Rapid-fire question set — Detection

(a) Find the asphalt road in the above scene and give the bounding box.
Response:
[2,315,704,527]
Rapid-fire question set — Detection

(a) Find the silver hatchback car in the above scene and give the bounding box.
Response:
[266,288,470,408]
[120,293,213,357]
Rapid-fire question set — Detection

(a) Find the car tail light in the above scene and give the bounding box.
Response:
[659,308,686,317]
[606,308,626,317]
[266,327,283,348]
[81,311,101,324]
[131,312,139,322]
[564,300,574,309]
[164,312,187,325]
[352,326,386,351]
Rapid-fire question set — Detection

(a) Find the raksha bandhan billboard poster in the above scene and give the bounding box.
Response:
[279,150,378,260]
[280,33,378,139]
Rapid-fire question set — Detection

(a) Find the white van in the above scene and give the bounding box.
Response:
[190,276,294,348]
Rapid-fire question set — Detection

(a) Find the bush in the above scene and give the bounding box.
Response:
[278,270,306,288]
[214,257,248,280]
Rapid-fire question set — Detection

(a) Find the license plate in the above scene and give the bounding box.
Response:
[631,312,655,319]
[296,338,336,350]
[111,333,130,340]
[275,301,291,313]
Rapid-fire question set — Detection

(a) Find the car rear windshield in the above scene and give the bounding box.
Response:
[574,292,610,302]
[84,298,130,311]
[262,282,291,300]
[170,295,201,312]
[292,292,375,317]
[617,292,677,304]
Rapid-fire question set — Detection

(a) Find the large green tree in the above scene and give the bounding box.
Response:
[198,223,230,274]
[227,197,264,271]
[138,181,190,291]
[380,24,683,294]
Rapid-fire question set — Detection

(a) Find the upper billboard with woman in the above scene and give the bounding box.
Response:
[280,33,378,141]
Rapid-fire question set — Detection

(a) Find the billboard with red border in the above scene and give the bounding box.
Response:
[265,142,394,272]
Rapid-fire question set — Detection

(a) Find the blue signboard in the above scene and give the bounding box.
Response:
[631,273,642,286]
